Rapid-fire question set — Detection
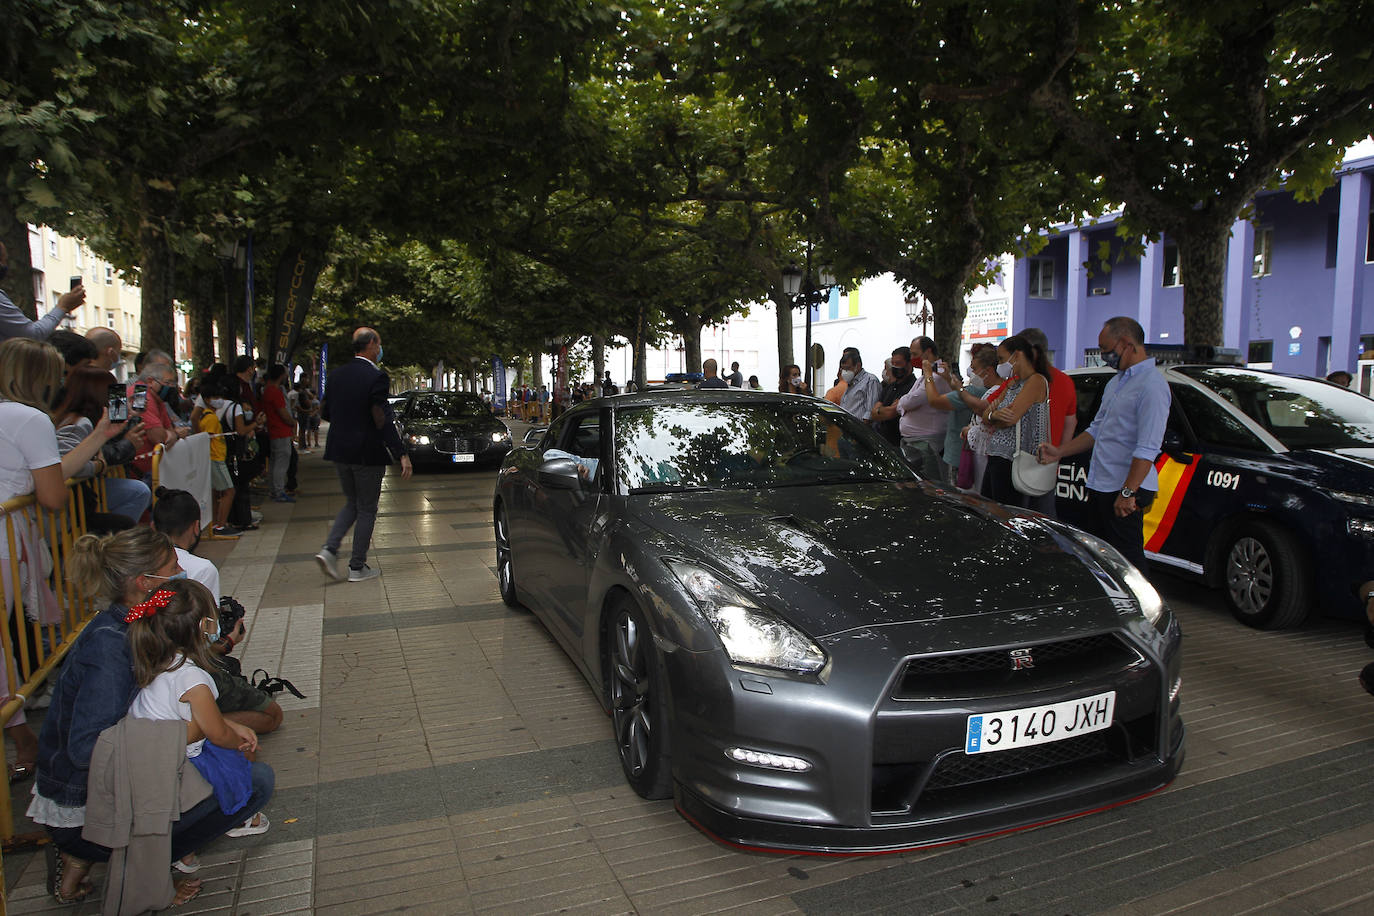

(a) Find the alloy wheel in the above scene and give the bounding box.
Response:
[610,612,652,776]
[1226,535,1273,615]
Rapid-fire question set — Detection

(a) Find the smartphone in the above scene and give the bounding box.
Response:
[69,276,82,291]
[131,384,147,411]
[107,384,128,422]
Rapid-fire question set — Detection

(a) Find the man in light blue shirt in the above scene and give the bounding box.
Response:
[1039,317,1170,569]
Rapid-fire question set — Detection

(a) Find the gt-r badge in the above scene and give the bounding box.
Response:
[1010,648,1035,670]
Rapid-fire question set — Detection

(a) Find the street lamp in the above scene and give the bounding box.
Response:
[782,258,838,393]
[215,239,243,359]
[904,290,933,340]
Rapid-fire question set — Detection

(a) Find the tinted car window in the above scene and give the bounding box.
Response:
[1170,384,1267,451]
[613,402,912,493]
[408,394,487,420]
[1073,374,1112,433]
[1177,368,1374,449]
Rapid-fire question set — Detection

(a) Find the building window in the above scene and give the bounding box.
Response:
[1327,214,1340,269]
[106,310,116,329]
[1248,340,1274,364]
[1367,211,1374,263]
[1252,227,1273,277]
[1028,259,1054,298]
[105,266,114,286]
[1162,244,1182,287]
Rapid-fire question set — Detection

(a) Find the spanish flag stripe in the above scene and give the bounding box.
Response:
[1144,455,1200,553]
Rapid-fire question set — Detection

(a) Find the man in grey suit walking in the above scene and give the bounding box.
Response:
[315,327,411,582]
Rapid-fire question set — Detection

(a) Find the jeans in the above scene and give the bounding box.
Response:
[1088,487,1157,572]
[47,761,274,863]
[103,477,151,522]
[325,463,386,570]
[269,437,293,496]
[900,436,945,482]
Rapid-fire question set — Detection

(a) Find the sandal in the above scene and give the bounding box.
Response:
[172,877,203,906]
[225,811,269,837]
[8,762,34,784]
[172,853,201,874]
[47,846,94,905]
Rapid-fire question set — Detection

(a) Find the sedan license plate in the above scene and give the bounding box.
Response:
[451,453,475,464]
[965,691,1115,755]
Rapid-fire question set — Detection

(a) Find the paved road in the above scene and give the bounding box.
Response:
[7,448,1374,914]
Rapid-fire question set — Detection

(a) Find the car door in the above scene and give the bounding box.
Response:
[1142,381,1272,573]
[531,407,609,644]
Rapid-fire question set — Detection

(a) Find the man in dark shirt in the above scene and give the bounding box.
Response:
[869,346,917,445]
[699,359,730,389]
[726,361,745,388]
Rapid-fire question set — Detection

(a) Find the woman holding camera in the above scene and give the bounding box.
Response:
[0,340,124,787]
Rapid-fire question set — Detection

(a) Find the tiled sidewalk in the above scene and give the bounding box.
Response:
[7,434,1374,913]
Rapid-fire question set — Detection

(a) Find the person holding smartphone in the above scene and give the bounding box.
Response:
[0,245,86,342]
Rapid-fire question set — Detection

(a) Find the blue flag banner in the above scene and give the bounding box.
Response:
[318,344,328,401]
[492,356,506,412]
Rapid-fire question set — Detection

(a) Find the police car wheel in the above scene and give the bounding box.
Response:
[1222,520,1312,629]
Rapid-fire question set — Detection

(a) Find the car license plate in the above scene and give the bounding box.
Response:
[965,691,1115,755]
[451,453,475,463]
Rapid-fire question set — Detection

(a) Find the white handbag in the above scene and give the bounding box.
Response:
[1011,404,1057,497]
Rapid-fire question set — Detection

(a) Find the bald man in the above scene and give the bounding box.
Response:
[85,327,123,372]
[315,328,411,583]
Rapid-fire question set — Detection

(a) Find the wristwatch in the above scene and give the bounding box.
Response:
[1119,486,1135,499]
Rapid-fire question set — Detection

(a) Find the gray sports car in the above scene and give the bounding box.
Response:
[494,390,1184,853]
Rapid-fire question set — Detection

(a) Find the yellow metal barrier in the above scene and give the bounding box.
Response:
[0,474,111,848]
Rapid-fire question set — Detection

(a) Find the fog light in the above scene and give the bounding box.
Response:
[1169,675,1182,703]
[725,746,812,772]
[1348,518,1374,538]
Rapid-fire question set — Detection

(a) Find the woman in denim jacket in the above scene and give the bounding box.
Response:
[28,527,273,904]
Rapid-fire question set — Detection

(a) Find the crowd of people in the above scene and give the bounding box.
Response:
[0,276,285,908]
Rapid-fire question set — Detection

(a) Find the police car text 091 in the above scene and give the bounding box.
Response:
[1057,364,1374,629]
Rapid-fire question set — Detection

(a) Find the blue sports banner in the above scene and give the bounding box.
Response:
[491,356,506,412]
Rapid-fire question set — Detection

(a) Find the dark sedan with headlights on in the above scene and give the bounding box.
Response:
[494,390,1184,854]
[394,391,511,468]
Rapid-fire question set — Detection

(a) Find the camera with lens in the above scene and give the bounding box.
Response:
[218,595,246,637]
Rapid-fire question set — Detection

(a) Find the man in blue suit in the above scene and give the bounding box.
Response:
[315,327,411,582]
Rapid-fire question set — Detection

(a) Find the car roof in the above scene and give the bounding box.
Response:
[595,389,822,408]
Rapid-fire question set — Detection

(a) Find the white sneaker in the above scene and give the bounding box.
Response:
[348,564,380,582]
[225,813,269,837]
[315,548,343,581]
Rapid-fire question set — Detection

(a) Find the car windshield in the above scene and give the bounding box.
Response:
[614,401,913,493]
[1178,367,1374,449]
[408,394,487,420]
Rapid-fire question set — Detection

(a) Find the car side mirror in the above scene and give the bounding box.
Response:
[538,457,582,490]
[1161,428,1188,460]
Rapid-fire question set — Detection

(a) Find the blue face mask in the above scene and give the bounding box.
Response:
[1102,346,1123,371]
[376,346,383,364]
[204,616,220,645]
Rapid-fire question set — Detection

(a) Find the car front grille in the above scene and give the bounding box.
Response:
[435,436,478,454]
[868,711,1160,816]
[892,633,1142,700]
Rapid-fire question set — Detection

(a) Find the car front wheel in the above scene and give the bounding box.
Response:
[607,595,672,799]
[494,504,519,608]
[1222,520,1312,629]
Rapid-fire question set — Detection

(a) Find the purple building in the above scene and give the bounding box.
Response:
[1011,154,1374,389]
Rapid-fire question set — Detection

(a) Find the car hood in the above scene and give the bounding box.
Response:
[1289,447,1374,490]
[627,482,1122,638]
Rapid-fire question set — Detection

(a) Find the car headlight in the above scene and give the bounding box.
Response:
[1332,489,1374,508]
[1064,528,1166,627]
[664,559,827,675]
[491,430,510,442]
[407,434,430,446]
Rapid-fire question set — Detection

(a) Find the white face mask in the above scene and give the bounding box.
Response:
[209,398,226,410]
[840,368,855,383]
[996,361,1014,379]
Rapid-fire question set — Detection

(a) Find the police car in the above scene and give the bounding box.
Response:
[1057,361,1374,629]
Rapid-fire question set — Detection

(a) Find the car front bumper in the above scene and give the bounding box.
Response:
[660,616,1185,854]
